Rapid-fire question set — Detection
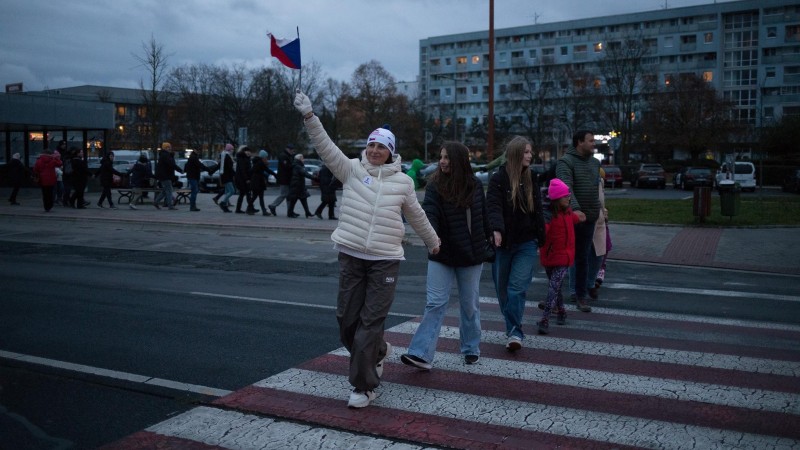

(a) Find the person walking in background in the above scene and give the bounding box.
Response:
[54,152,64,206]
[234,146,255,214]
[128,154,153,210]
[537,179,584,335]
[7,153,27,205]
[97,152,123,209]
[69,148,89,209]
[184,151,209,212]
[486,136,546,351]
[214,144,235,213]
[556,130,600,313]
[154,142,182,210]
[33,148,62,212]
[267,143,296,216]
[405,158,425,190]
[294,90,440,408]
[587,167,609,300]
[313,163,341,220]
[286,153,315,218]
[401,142,491,370]
[251,149,277,216]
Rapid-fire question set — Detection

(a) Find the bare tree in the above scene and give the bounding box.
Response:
[644,73,735,162]
[347,60,399,135]
[167,63,219,157]
[597,34,653,163]
[132,35,171,152]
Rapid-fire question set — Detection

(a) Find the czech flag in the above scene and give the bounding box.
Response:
[268,33,301,69]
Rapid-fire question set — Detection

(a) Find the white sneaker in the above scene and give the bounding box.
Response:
[129,204,137,210]
[347,389,375,408]
[506,335,522,351]
[376,342,392,378]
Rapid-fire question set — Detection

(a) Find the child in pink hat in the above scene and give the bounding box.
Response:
[537,178,586,334]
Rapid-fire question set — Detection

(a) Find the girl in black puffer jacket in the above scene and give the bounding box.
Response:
[400,142,491,370]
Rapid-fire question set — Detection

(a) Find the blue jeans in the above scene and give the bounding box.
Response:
[221,181,235,205]
[568,243,603,296]
[573,221,596,299]
[188,179,199,207]
[492,240,538,339]
[407,261,483,363]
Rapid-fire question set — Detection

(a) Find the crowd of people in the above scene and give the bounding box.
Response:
[13,140,342,217]
[293,90,612,409]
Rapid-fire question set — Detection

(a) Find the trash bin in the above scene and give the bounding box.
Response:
[692,186,711,219]
[718,180,741,217]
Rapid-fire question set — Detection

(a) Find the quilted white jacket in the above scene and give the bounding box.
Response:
[304,116,439,258]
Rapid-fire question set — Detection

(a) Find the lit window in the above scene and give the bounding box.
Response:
[703,71,713,82]
[472,55,480,64]
[456,56,467,64]
[594,42,603,52]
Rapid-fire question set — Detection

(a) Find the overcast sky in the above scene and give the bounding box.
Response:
[1,0,735,92]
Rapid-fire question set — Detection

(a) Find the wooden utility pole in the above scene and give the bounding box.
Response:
[488,0,495,161]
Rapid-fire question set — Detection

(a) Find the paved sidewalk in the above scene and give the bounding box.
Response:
[3,188,798,275]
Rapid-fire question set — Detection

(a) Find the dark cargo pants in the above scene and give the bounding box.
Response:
[337,252,398,392]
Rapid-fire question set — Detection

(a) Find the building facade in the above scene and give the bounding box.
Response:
[419,0,800,160]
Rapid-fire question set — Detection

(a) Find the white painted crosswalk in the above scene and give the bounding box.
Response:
[104,298,800,450]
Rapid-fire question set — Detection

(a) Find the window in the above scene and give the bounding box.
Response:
[116,106,126,117]
[766,66,776,78]
[472,86,478,95]
[529,49,537,58]
[594,42,603,52]
[456,56,467,64]
[703,71,713,82]
[704,33,713,44]
[664,36,674,48]
[445,58,452,65]
[767,27,777,38]
[561,46,568,56]
[788,25,800,41]
[723,69,757,86]
[542,48,554,56]
[724,50,758,67]
[472,55,480,64]
[763,47,778,57]
[681,35,697,44]
[724,30,758,48]
[786,66,800,75]
[574,44,587,54]
[430,58,440,66]
[511,51,523,59]
[764,107,774,119]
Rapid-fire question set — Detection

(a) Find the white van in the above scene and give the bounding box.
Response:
[716,161,756,192]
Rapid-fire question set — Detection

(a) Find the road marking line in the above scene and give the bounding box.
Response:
[148,406,430,449]
[190,291,418,318]
[255,368,783,450]
[478,297,800,332]
[388,321,799,376]
[0,350,231,398]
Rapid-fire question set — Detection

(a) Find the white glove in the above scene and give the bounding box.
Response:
[294,90,312,116]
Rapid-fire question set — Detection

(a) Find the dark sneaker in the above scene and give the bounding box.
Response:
[464,354,479,364]
[506,336,522,351]
[557,311,567,325]
[588,287,599,300]
[376,343,392,377]
[347,389,375,408]
[400,353,432,370]
[268,205,277,216]
[576,298,592,312]
[537,320,549,335]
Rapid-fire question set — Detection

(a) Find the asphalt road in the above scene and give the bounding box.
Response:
[1,216,798,449]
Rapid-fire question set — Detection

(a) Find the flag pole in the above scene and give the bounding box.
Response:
[296,26,302,91]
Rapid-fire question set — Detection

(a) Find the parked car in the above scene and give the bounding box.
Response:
[632,163,666,189]
[715,161,756,192]
[602,165,623,188]
[304,163,321,187]
[782,168,800,193]
[198,159,221,192]
[673,166,713,190]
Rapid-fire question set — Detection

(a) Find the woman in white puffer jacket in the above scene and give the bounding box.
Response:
[294,91,440,409]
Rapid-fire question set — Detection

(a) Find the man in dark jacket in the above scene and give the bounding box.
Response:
[128,154,154,210]
[7,153,27,205]
[69,148,90,209]
[555,130,600,313]
[154,142,183,210]
[267,143,295,216]
[214,144,235,213]
[184,152,209,211]
[234,146,255,214]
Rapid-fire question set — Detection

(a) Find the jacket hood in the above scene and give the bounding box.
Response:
[360,151,402,177]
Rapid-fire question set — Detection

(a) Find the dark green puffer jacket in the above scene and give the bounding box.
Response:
[555,148,601,223]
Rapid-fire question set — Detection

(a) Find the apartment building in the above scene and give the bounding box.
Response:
[419,0,800,158]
